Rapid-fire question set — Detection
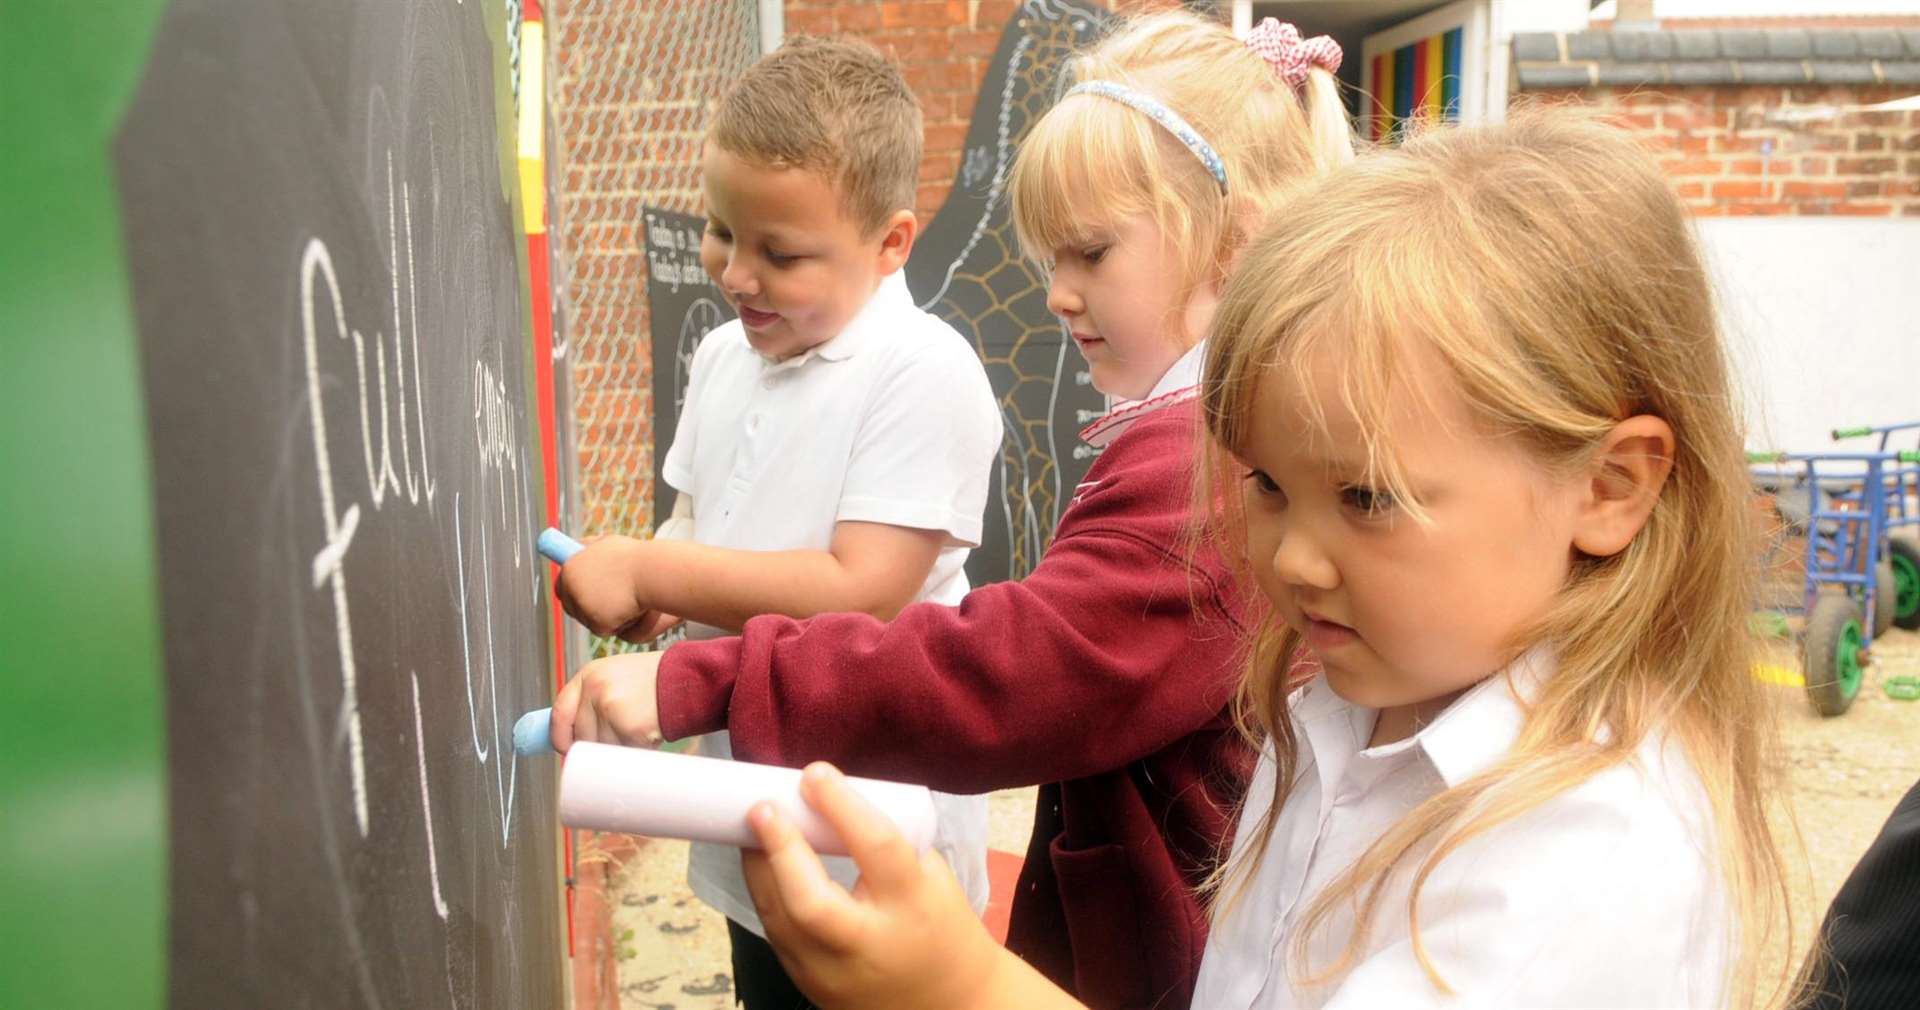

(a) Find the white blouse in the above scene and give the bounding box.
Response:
[1191,652,1731,1009]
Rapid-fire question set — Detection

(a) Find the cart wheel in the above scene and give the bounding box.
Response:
[1875,560,1897,637]
[1804,594,1866,717]
[1889,537,1920,630]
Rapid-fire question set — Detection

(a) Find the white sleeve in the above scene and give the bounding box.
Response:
[837,335,1002,546]
[1319,777,1726,1010]
[660,324,731,495]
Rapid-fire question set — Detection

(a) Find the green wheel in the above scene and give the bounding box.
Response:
[1875,560,1897,637]
[1889,537,1920,630]
[1804,594,1866,717]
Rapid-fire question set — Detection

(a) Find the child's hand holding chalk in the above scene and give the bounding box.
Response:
[739,763,1066,1010]
[545,527,683,644]
[548,650,668,752]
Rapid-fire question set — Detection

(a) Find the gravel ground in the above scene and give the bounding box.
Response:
[609,634,1920,1008]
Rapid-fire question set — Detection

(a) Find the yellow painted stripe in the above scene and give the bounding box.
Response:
[1753,663,1805,687]
[1374,52,1393,141]
[1423,35,1444,123]
[517,20,546,235]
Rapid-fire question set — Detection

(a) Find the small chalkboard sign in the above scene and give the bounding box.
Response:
[644,205,736,531]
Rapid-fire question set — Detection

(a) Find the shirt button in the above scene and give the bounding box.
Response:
[761,375,776,390]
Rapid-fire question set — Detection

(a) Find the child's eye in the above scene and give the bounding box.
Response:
[706,223,732,243]
[1082,245,1109,265]
[764,248,799,266]
[1340,485,1396,517]
[1244,469,1284,501]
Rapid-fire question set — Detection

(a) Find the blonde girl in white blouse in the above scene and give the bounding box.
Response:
[713,111,1811,1010]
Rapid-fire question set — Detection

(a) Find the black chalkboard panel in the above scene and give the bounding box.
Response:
[115,2,564,1007]
[904,0,1113,584]
[644,206,736,532]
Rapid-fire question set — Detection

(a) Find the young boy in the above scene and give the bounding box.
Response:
[552,36,1002,1010]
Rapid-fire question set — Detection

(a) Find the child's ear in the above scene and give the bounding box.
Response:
[875,209,918,274]
[1570,415,1675,559]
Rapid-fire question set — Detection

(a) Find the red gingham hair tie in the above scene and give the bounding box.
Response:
[1245,18,1342,89]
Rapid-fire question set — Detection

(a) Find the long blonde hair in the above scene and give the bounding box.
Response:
[1199,110,1802,1008]
[1010,11,1353,343]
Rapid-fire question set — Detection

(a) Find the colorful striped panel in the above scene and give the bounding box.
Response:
[1372,25,1466,142]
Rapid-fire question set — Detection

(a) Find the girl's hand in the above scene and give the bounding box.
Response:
[550,651,666,752]
[742,763,1086,1010]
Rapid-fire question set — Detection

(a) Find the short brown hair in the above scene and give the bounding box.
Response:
[708,35,922,236]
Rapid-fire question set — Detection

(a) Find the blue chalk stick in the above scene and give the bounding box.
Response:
[537,527,584,564]
[513,707,554,756]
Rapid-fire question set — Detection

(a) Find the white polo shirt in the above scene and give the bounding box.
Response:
[662,270,1003,938]
[1192,650,1730,1009]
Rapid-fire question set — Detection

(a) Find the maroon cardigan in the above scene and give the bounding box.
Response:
[657,401,1253,1010]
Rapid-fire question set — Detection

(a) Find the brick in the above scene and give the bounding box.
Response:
[1567,32,1611,61]
[1670,61,1739,85]
[1727,159,1767,175]
[1711,179,1770,199]
[1718,30,1768,60]
[1858,133,1889,152]
[1736,61,1809,86]
[1711,133,1778,154]
[1832,202,1894,216]
[1835,156,1898,175]
[1763,29,1812,59]
[1860,31,1906,59]
[1611,31,1673,62]
[1676,180,1706,198]
[1728,202,1792,216]
[1597,63,1661,87]
[1810,62,1880,86]
[1518,65,1595,89]
[1883,63,1920,85]
[1663,158,1723,176]
[1811,32,1862,59]
[1792,132,1851,153]
[1673,30,1720,60]
[1783,180,1848,199]
[1512,32,1561,63]
[1664,104,1726,130]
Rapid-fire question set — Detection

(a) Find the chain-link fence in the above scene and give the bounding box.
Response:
[546,0,762,658]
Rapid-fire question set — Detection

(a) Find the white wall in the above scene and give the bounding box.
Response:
[1698,219,1920,452]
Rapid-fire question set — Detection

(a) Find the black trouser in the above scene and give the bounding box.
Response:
[727,919,818,1010]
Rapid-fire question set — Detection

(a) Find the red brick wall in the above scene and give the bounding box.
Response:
[788,0,1180,221]
[1533,85,1920,217]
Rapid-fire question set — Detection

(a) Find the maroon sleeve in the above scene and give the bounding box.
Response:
[655,414,1248,794]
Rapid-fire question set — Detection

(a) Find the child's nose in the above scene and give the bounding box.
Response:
[721,254,758,298]
[1271,529,1339,591]
[1045,275,1082,319]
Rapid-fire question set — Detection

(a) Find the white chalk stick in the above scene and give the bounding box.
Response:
[558,742,937,856]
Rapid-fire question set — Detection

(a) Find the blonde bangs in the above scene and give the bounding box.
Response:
[1010,93,1175,260]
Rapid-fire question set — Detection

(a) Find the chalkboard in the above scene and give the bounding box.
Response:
[641,0,1113,585]
[114,1,565,1007]
[644,206,736,532]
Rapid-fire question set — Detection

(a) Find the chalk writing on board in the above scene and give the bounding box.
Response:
[411,672,450,920]
[298,148,534,845]
[644,213,709,293]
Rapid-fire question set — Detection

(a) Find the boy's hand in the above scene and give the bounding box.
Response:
[550,651,667,752]
[554,535,676,642]
[742,764,1011,1010]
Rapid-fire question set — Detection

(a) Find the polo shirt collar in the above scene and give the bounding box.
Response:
[799,271,911,365]
[1292,646,1555,790]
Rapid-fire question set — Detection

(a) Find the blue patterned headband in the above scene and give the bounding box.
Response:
[1064,80,1228,194]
